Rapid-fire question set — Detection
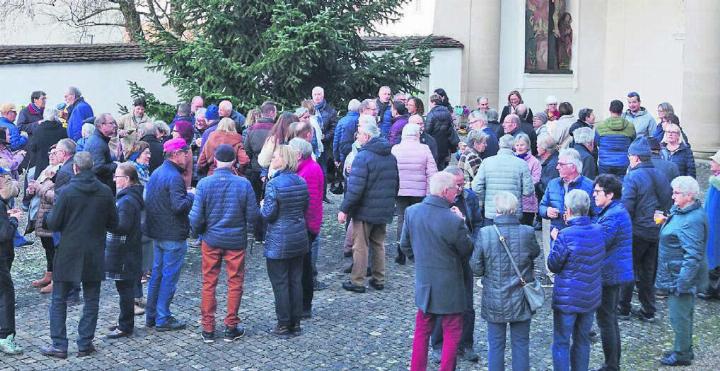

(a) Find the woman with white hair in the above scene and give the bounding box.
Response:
[471,191,540,371]
[391,123,437,265]
[655,176,707,366]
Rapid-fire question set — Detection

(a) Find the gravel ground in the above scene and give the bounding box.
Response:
[1,163,718,370]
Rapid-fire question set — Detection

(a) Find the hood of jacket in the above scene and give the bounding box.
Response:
[626,108,649,118]
[671,199,702,215]
[117,184,144,210]
[71,170,102,193]
[360,137,393,156]
[604,117,631,131]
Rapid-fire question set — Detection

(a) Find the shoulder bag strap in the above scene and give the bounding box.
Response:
[493,224,527,286]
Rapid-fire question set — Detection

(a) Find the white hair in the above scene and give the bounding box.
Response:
[43,106,59,122]
[573,127,595,146]
[513,133,531,148]
[466,130,488,147]
[81,123,95,137]
[67,86,81,98]
[476,96,489,104]
[347,99,361,112]
[312,86,324,94]
[402,123,420,137]
[499,134,515,149]
[546,95,558,104]
[468,110,487,123]
[564,189,591,216]
[195,107,207,118]
[219,100,233,111]
[494,191,519,215]
[671,176,700,200]
[429,172,456,196]
[559,148,583,173]
[288,137,313,159]
[358,121,380,138]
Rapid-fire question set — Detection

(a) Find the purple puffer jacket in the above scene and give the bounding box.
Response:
[520,153,541,213]
[388,115,409,145]
[391,136,437,197]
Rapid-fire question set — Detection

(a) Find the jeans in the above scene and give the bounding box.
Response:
[200,243,246,332]
[619,237,657,317]
[487,320,531,371]
[50,281,101,351]
[668,294,695,361]
[0,246,15,339]
[266,255,304,327]
[552,310,594,371]
[410,309,463,371]
[302,233,317,313]
[596,285,621,371]
[350,221,386,286]
[431,260,475,351]
[145,239,187,326]
[115,280,136,333]
[40,237,55,272]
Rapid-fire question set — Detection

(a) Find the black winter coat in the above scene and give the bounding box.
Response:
[622,161,673,241]
[84,130,117,191]
[45,170,118,282]
[425,105,458,168]
[340,137,399,225]
[105,185,144,280]
[139,134,165,174]
[0,200,19,258]
[28,120,67,172]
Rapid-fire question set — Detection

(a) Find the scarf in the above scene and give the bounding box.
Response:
[516,152,530,160]
[28,103,44,116]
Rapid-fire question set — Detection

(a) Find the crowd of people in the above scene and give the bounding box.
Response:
[0,85,717,371]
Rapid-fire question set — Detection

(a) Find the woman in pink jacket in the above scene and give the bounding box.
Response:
[514,133,541,225]
[391,123,438,265]
[288,138,324,318]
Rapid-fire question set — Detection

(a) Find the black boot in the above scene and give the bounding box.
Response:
[395,245,406,265]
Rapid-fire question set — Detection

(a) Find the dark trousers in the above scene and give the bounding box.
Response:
[115,280,136,333]
[248,170,267,240]
[668,294,695,361]
[521,212,535,226]
[40,236,55,272]
[619,237,657,316]
[0,246,15,339]
[266,255,304,327]
[50,281,101,351]
[302,233,317,313]
[431,259,475,351]
[596,285,621,371]
[396,196,423,259]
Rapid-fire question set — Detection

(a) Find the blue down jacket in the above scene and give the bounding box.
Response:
[340,137,399,225]
[144,160,194,240]
[189,167,258,250]
[333,111,359,162]
[622,161,673,241]
[656,201,708,295]
[539,175,595,230]
[596,200,634,286]
[261,170,308,259]
[548,216,605,313]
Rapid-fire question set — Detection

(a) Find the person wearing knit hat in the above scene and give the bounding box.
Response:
[144,134,195,332]
[533,111,549,136]
[617,135,673,323]
[545,96,560,121]
[189,142,256,343]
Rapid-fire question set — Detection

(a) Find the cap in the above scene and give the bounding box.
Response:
[710,150,720,164]
[628,136,651,157]
[0,103,17,114]
[163,137,189,153]
[545,95,558,105]
[214,144,236,162]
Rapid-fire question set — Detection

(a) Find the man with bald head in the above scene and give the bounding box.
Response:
[311,86,338,203]
[190,96,204,114]
[376,86,393,137]
[502,112,537,155]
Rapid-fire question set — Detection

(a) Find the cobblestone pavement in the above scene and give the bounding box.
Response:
[3,188,720,370]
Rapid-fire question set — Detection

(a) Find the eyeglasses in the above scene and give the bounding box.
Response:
[113,175,128,179]
[592,188,605,194]
[557,162,573,167]
[666,131,680,134]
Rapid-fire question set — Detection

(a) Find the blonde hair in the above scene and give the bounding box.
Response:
[274,144,299,172]
[216,117,237,133]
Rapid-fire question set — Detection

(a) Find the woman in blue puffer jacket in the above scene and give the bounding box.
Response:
[261,145,309,338]
[548,189,604,371]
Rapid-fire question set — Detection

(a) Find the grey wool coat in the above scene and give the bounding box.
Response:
[400,195,473,314]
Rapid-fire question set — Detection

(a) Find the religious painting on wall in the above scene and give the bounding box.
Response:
[526,0,572,73]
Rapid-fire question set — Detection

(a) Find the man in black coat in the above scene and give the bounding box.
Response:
[27,112,68,175]
[84,114,118,192]
[138,121,165,174]
[400,171,473,371]
[53,139,77,195]
[338,121,398,293]
[425,94,458,170]
[40,152,118,359]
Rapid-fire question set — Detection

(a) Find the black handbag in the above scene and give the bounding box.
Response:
[493,225,545,312]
